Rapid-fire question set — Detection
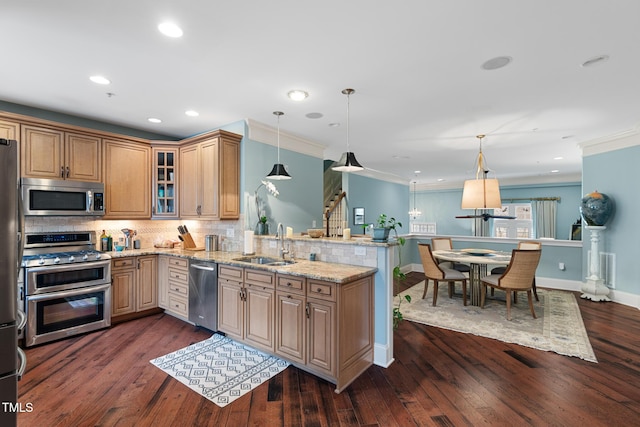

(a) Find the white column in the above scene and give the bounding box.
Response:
[580,225,611,301]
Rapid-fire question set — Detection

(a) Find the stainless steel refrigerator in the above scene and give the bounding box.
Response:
[0,138,26,426]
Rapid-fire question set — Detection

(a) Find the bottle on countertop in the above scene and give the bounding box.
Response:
[100,230,108,251]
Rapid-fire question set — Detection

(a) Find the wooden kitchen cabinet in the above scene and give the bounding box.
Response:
[111,255,158,320]
[20,124,101,181]
[179,129,241,220]
[152,145,179,219]
[217,265,275,352]
[0,119,19,140]
[158,255,189,319]
[103,138,151,219]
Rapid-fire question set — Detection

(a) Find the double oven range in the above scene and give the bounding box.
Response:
[21,232,112,347]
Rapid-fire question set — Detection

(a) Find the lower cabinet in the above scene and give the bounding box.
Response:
[220,267,374,393]
[218,265,275,352]
[111,255,158,319]
[158,255,189,319]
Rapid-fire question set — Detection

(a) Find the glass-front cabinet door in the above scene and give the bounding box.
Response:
[152,146,179,219]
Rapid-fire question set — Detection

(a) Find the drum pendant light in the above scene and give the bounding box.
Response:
[266,111,292,180]
[460,134,501,209]
[332,88,364,172]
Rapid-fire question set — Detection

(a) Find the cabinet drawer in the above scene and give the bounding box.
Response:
[168,281,188,297]
[307,280,336,302]
[168,267,188,283]
[245,269,275,288]
[168,257,188,269]
[167,294,188,317]
[112,258,134,268]
[276,274,305,294]
[219,265,243,281]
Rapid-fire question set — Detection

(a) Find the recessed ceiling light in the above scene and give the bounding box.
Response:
[437,178,445,182]
[551,170,560,173]
[148,118,162,124]
[89,75,110,85]
[185,110,199,117]
[581,55,609,68]
[554,156,564,160]
[414,170,421,174]
[158,22,183,38]
[328,122,340,127]
[561,135,574,139]
[287,90,309,101]
[305,112,323,119]
[481,56,513,70]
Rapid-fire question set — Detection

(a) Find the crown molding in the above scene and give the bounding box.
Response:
[414,172,582,192]
[246,118,325,159]
[579,126,640,157]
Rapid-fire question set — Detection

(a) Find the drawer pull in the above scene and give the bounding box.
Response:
[317,287,322,293]
[287,282,292,287]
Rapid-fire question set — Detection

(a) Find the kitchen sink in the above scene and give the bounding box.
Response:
[233,256,295,266]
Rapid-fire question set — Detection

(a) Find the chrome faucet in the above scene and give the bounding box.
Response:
[276,222,289,260]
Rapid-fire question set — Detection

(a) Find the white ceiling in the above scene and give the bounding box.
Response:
[2,1,639,187]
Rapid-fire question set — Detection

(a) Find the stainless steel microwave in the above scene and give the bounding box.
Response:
[22,177,105,216]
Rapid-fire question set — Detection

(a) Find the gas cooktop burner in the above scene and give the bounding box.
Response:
[22,231,111,268]
[22,250,110,267]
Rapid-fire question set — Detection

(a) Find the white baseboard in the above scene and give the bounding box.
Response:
[373,343,394,368]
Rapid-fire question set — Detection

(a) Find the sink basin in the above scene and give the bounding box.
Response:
[233,256,295,266]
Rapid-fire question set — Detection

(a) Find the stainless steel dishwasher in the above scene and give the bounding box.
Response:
[188,260,218,332]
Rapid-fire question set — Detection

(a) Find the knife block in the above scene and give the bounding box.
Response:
[181,233,204,251]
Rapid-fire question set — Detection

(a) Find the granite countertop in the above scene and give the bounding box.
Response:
[109,248,377,284]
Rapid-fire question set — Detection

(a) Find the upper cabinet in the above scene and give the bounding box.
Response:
[20,124,102,182]
[103,139,151,219]
[0,119,19,140]
[152,145,179,219]
[179,130,241,220]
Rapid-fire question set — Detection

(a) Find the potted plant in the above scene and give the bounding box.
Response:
[372,214,401,242]
[386,220,411,329]
[256,215,269,235]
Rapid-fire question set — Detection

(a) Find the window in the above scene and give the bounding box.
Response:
[493,204,533,238]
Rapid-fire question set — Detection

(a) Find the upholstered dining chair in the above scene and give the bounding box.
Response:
[490,241,542,301]
[480,249,542,320]
[418,243,468,306]
[430,237,471,274]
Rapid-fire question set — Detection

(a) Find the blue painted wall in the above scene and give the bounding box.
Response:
[583,143,640,295]
[345,174,410,235]
[242,125,324,234]
[414,182,582,238]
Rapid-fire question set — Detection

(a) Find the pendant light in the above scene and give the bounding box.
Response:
[332,88,364,172]
[460,134,502,209]
[408,179,422,219]
[266,111,292,180]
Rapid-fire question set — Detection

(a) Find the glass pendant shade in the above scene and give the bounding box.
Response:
[266,163,291,180]
[332,152,363,172]
[461,178,502,209]
[266,111,292,180]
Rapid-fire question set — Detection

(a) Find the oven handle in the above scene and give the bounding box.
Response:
[25,259,112,275]
[26,282,112,302]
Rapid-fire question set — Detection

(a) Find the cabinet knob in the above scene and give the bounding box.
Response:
[60,166,64,178]
[66,166,70,178]
[287,282,292,287]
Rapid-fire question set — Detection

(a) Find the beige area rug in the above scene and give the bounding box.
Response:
[400,282,597,362]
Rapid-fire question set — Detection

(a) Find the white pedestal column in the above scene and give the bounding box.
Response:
[580,225,611,301]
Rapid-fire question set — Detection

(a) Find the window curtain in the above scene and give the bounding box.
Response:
[533,200,557,238]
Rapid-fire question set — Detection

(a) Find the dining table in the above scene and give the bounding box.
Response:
[432,249,512,306]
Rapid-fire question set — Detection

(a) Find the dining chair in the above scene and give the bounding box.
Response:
[418,243,468,306]
[430,237,471,274]
[480,249,542,320]
[490,241,542,301]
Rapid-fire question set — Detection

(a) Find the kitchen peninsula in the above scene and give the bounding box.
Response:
[110,247,378,393]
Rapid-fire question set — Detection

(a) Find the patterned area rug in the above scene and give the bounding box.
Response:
[401,282,597,362]
[150,334,290,407]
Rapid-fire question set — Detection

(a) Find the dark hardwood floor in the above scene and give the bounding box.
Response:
[18,272,640,426]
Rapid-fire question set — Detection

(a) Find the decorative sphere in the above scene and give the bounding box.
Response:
[580,190,614,226]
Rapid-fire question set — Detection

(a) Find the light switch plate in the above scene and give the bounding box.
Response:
[226,228,234,237]
[269,241,277,248]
